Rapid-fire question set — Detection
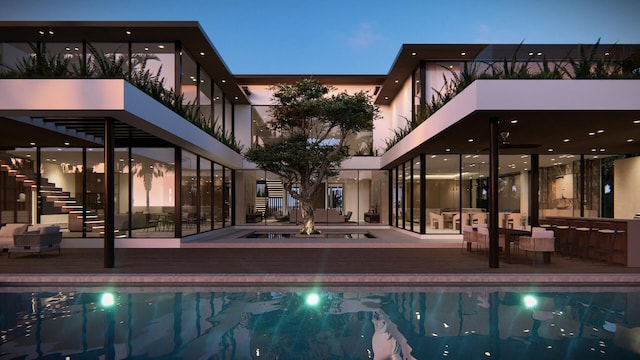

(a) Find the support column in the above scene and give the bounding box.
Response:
[530,154,540,226]
[580,154,585,217]
[489,117,500,268]
[104,118,115,268]
[419,153,426,234]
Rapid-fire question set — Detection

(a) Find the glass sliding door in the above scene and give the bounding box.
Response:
[130,148,176,237]
[181,150,197,236]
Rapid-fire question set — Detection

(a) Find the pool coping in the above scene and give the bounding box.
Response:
[2,273,640,286]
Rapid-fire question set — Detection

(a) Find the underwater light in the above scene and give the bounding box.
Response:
[305,293,320,306]
[523,295,538,309]
[101,292,115,307]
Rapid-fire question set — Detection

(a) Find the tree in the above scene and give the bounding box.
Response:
[245,79,378,234]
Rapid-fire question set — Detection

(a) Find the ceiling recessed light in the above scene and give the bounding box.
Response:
[48,30,54,35]
[144,47,149,51]
[125,30,132,35]
[467,138,474,142]
[548,148,553,152]
[64,142,70,146]
[158,45,165,49]
[604,52,610,56]
[221,79,226,83]
[592,148,597,152]
[431,155,437,158]
[597,129,605,133]
[634,120,640,124]
[461,52,466,56]
[411,52,417,56]
[445,148,451,152]
[588,132,596,136]
[200,52,205,56]
[30,142,36,146]
[510,119,518,124]
[394,80,399,83]
[384,96,389,100]
[537,52,542,56]
[563,138,570,142]
[528,52,534,56]
[38,30,45,35]
[600,148,606,152]
[627,139,634,142]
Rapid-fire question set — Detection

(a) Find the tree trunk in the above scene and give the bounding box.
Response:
[300,201,316,234]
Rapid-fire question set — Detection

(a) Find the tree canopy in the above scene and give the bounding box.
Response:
[245,78,378,234]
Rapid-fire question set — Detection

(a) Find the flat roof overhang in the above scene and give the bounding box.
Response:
[0,21,250,105]
[381,79,640,169]
[376,43,640,105]
[0,79,243,168]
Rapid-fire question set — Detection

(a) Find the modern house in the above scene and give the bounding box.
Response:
[1,22,639,263]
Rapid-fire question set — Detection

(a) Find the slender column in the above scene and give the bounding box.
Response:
[580,154,585,217]
[419,153,426,234]
[82,148,87,237]
[489,117,500,268]
[530,154,540,226]
[104,118,115,268]
[174,147,182,238]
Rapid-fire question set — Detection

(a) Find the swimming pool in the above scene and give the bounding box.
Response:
[1,286,639,359]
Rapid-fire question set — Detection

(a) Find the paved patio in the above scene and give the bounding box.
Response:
[1,228,639,286]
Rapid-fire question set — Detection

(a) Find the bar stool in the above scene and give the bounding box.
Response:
[570,220,593,259]
[552,219,571,256]
[593,221,626,265]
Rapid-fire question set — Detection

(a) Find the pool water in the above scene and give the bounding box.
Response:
[1,286,639,359]
[244,231,376,239]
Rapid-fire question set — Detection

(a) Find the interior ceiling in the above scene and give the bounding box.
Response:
[0,116,169,148]
[384,109,640,169]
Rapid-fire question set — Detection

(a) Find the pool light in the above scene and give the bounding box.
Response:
[101,292,116,307]
[305,293,321,306]
[523,295,538,308]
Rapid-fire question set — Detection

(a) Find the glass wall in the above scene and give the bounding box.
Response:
[412,156,421,232]
[84,148,105,238]
[0,148,37,225]
[199,68,213,131]
[130,148,175,237]
[200,158,212,232]
[131,42,176,90]
[181,150,198,236]
[114,148,130,237]
[213,163,224,229]
[180,50,198,119]
[237,169,388,226]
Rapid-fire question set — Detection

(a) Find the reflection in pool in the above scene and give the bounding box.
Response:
[1,286,639,359]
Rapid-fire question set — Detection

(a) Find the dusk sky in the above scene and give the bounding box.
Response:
[2,0,639,75]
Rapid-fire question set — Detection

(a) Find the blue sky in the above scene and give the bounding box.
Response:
[2,0,639,75]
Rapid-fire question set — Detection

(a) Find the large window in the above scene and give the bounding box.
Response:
[131,42,176,90]
[200,158,212,232]
[181,150,198,236]
[130,148,175,237]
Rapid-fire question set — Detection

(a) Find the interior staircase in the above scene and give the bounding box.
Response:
[0,157,106,232]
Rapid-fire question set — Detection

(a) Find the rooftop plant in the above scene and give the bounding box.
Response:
[0,42,242,153]
[383,40,639,151]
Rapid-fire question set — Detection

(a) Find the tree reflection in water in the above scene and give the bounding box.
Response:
[0,288,638,359]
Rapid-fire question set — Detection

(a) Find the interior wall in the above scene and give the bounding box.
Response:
[614,156,640,219]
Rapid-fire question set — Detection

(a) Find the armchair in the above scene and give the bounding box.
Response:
[0,223,29,251]
[518,229,555,264]
[429,212,444,230]
[9,225,62,257]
